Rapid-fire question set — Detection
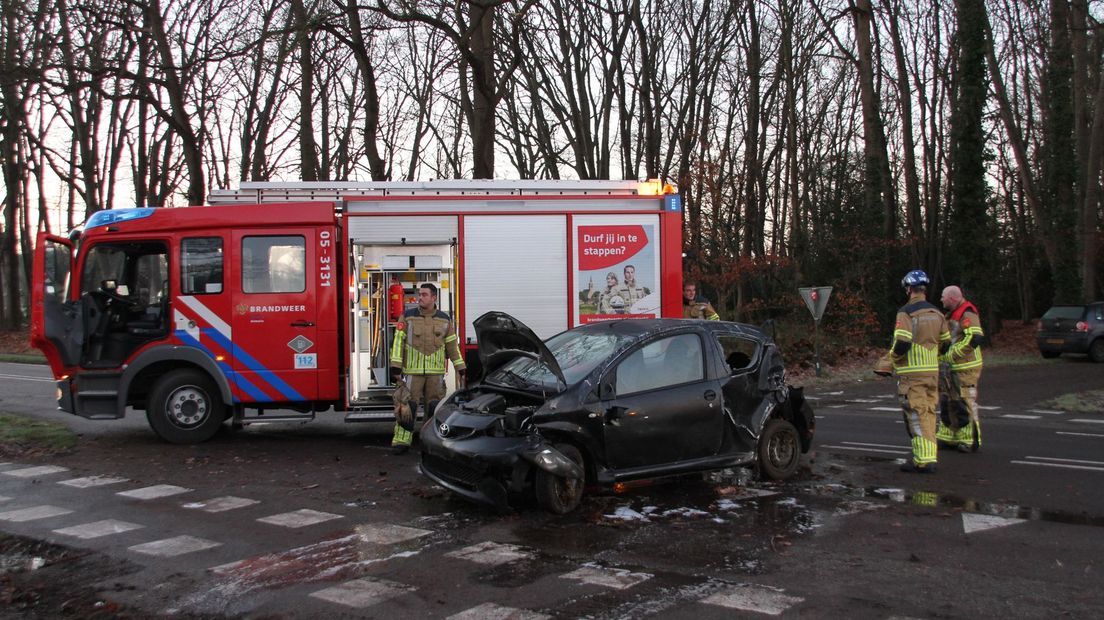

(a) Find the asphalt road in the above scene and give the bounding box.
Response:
[1,359,1103,618]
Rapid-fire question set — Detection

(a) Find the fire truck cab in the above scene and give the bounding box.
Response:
[31,180,683,444]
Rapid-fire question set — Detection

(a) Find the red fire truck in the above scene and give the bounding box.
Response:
[30,180,684,443]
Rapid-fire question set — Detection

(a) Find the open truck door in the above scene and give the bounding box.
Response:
[31,232,80,378]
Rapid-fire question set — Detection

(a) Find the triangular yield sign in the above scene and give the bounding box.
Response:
[962,512,1027,534]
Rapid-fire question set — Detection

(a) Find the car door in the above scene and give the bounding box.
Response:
[600,331,725,469]
[229,230,320,403]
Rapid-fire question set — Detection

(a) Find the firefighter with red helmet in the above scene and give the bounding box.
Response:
[876,270,951,473]
[935,285,986,452]
[389,283,465,454]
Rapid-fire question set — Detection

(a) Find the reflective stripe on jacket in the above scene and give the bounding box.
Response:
[890,295,951,376]
[390,307,466,375]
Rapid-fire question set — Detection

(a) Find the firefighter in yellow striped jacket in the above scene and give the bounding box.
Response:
[887,270,951,473]
[936,285,986,452]
[389,283,465,454]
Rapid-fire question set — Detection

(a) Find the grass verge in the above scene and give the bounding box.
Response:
[1039,390,1104,414]
[0,412,77,457]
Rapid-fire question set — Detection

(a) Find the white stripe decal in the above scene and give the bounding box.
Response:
[178,295,232,337]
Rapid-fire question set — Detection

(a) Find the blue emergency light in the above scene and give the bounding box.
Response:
[85,208,156,230]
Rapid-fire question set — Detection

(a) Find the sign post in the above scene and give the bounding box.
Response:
[798,286,833,377]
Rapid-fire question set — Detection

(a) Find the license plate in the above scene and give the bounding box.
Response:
[1046,339,1064,345]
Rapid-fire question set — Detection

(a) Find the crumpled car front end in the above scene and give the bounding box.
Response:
[418,391,583,510]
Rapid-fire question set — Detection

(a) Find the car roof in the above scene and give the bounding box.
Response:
[573,318,768,342]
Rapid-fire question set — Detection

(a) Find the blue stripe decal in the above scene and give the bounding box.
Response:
[202,328,306,401]
[174,330,264,402]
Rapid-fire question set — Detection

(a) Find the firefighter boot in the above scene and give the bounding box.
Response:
[935,422,957,446]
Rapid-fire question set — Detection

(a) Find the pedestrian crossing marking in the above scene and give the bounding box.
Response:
[2,465,69,478]
[446,602,550,620]
[54,519,143,539]
[257,508,343,528]
[182,496,259,512]
[117,484,192,500]
[309,577,413,608]
[59,475,128,488]
[355,523,432,545]
[0,505,73,522]
[701,584,805,615]
[560,564,652,590]
[962,513,1026,534]
[129,535,220,557]
[446,541,535,566]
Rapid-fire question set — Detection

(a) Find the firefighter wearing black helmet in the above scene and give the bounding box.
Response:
[877,270,951,473]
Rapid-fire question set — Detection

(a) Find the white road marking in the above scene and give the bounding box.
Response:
[0,373,53,382]
[309,577,413,608]
[962,513,1026,534]
[257,508,343,528]
[446,541,535,566]
[59,475,128,488]
[1011,460,1104,472]
[701,583,805,615]
[823,445,909,455]
[870,407,899,412]
[53,519,143,539]
[1002,414,1040,420]
[129,535,220,557]
[847,398,879,403]
[560,564,652,590]
[0,495,9,502]
[827,405,847,409]
[1057,431,1104,438]
[354,523,432,545]
[976,405,1000,410]
[182,496,259,512]
[0,505,73,522]
[117,484,192,500]
[3,465,69,478]
[1029,409,1064,415]
[447,603,550,620]
[1025,455,1104,466]
[841,441,910,449]
[815,415,825,419]
[1070,419,1104,425]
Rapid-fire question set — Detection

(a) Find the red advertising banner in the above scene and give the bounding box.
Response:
[578,226,650,270]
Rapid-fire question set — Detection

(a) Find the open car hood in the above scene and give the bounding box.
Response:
[474,311,566,387]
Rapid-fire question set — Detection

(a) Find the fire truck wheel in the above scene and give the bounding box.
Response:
[147,369,225,444]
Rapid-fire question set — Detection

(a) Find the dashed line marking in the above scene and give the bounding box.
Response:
[869,407,899,412]
[1025,455,1104,466]
[1011,460,1104,472]
[1070,419,1104,425]
[823,445,909,455]
[840,441,909,449]
[1057,431,1104,438]
[0,373,53,382]
[701,583,805,615]
[1028,409,1064,415]
[1002,414,1040,420]
[976,405,1000,410]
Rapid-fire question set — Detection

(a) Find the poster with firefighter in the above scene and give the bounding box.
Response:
[575,217,660,325]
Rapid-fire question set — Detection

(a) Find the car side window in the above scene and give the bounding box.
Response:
[615,333,703,395]
[718,335,758,374]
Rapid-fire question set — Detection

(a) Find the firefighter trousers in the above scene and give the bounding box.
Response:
[898,374,939,466]
[391,374,446,447]
[937,369,982,450]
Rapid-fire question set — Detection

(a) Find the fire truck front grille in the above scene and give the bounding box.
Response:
[421,454,484,490]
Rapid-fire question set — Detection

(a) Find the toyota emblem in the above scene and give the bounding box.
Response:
[438,423,450,437]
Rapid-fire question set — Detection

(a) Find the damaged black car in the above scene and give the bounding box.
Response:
[418,312,814,514]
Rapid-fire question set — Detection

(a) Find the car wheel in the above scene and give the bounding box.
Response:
[1040,350,1060,359]
[758,418,801,481]
[534,444,585,514]
[1089,339,1104,363]
[146,369,225,444]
